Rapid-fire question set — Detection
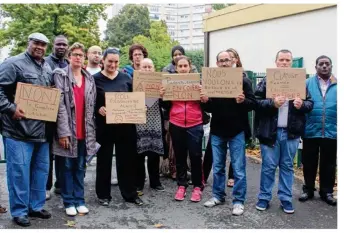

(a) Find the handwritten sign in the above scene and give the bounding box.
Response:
[201,67,243,98]
[266,68,306,99]
[105,92,146,124]
[162,73,200,101]
[14,82,61,122]
[133,71,164,98]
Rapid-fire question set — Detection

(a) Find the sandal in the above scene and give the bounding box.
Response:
[227,179,234,187]
[0,205,7,213]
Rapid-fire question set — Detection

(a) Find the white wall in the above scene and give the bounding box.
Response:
[209,6,337,75]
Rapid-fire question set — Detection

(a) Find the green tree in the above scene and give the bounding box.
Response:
[105,4,150,48]
[185,49,204,72]
[212,4,235,11]
[119,20,179,72]
[0,4,108,56]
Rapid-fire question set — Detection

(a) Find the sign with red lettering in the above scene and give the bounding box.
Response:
[202,67,243,98]
[162,73,200,101]
[14,82,61,122]
[133,71,164,98]
[105,92,146,124]
[266,68,306,99]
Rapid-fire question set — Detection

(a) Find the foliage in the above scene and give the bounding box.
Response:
[185,49,204,72]
[119,20,179,72]
[105,4,150,48]
[0,4,109,56]
[212,4,235,11]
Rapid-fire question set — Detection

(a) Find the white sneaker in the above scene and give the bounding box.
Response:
[111,178,118,185]
[76,205,89,214]
[66,206,77,216]
[204,197,225,208]
[45,191,51,200]
[232,203,244,216]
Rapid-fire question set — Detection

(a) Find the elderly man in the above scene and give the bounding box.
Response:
[0,33,53,227]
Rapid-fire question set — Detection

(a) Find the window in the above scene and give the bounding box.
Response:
[168,24,176,29]
[166,15,176,21]
[149,13,159,20]
[150,6,159,12]
[180,15,189,19]
[194,23,203,28]
[180,24,189,29]
[168,31,175,36]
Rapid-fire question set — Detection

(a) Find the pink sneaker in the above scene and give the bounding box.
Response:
[190,187,202,202]
[174,186,186,201]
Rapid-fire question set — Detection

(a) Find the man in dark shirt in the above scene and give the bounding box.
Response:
[202,51,256,216]
[44,35,69,200]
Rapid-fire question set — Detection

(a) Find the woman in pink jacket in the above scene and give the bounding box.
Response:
[160,56,208,203]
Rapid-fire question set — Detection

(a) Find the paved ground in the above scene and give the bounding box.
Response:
[0,157,337,229]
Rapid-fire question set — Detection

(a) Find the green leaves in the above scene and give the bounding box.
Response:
[0,4,109,56]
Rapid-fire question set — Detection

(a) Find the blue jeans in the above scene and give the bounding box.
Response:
[258,128,299,202]
[60,140,87,208]
[211,132,247,204]
[3,137,49,217]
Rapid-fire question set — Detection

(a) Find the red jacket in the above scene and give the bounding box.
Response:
[169,101,203,128]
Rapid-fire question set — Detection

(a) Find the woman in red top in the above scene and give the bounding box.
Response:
[160,56,208,202]
[52,43,99,216]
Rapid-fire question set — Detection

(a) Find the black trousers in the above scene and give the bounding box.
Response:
[302,138,337,194]
[203,135,234,182]
[96,124,138,201]
[46,142,62,190]
[169,123,204,188]
[135,151,162,190]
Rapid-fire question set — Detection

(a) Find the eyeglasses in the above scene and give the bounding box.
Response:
[218,58,232,63]
[71,53,84,58]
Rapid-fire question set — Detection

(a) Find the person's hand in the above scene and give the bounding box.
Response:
[293,97,303,110]
[273,96,287,108]
[200,85,209,103]
[159,87,166,98]
[236,92,245,104]
[12,106,25,120]
[98,106,106,116]
[59,137,70,149]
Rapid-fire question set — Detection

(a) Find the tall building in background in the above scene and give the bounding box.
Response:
[111,4,213,50]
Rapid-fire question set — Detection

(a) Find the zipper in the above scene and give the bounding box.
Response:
[185,102,187,127]
[317,78,333,138]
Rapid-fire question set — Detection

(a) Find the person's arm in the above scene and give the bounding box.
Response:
[53,69,72,138]
[0,62,17,115]
[254,78,276,113]
[295,88,313,113]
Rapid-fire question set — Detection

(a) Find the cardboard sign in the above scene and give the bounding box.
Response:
[14,82,61,122]
[202,67,243,98]
[162,73,200,101]
[266,68,306,99]
[133,71,164,98]
[105,92,146,124]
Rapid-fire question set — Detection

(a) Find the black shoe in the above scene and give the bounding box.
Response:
[127,197,144,206]
[151,185,165,192]
[28,209,51,219]
[320,193,337,206]
[98,199,110,206]
[13,216,31,227]
[299,186,314,202]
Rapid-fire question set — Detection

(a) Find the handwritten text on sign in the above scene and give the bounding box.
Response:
[14,82,61,122]
[202,67,243,98]
[133,71,164,98]
[105,92,146,124]
[162,73,200,101]
[266,68,306,99]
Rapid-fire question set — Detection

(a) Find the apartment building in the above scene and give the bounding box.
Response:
[111,4,212,50]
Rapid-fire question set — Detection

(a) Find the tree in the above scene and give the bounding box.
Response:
[105,4,150,48]
[119,20,179,72]
[212,4,235,11]
[185,49,204,72]
[0,4,108,56]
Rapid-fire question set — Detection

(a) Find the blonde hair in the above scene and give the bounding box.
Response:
[68,42,85,57]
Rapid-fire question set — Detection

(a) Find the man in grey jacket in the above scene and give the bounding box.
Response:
[0,33,53,227]
[44,35,69,200]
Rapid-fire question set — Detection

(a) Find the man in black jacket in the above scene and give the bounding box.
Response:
[254,49,313,214]
[44,35,69,200]
[202,51,256,216]
[0,33,53,227]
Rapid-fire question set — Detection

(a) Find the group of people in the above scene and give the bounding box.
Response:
[0,32,337,227]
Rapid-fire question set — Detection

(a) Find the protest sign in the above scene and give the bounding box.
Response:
[105,92,146,124]
[14,82,61,122]
[133,71,164,98]
[162,73,200,101]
